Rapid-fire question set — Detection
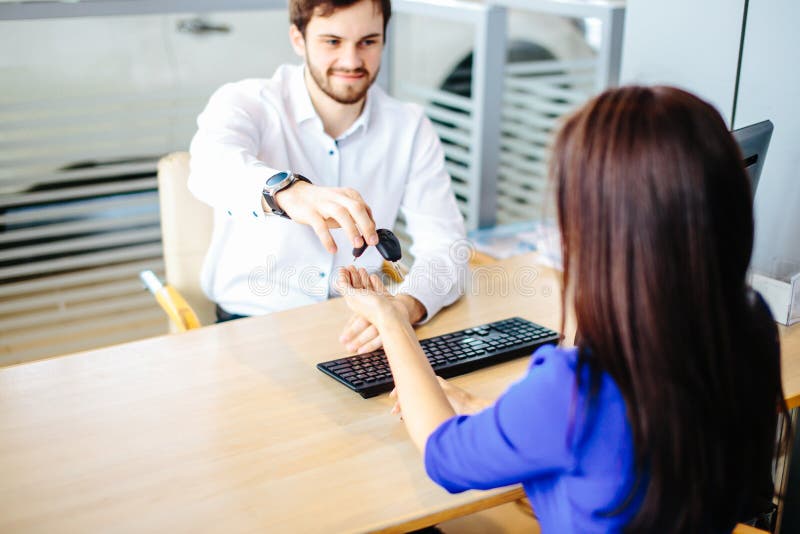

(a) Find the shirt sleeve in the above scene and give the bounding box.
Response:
[424,345,575,493]
[396,112,467,323]
[187,82,280,216]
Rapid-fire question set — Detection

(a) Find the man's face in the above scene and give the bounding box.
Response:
[292,0,384,105]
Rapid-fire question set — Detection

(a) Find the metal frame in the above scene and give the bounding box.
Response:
[488,0,626,91]
[470,5,506,228]
[0,0,284,20]
[392,0,486,23]
[392,0,507,229]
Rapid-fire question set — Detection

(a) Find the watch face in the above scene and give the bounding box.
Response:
[266,171,290,188]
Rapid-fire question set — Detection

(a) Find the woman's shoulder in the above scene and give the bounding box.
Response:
[524,344,580,381]
[514,345,626,416]
[496,345,581,411]
[490,345,629,464]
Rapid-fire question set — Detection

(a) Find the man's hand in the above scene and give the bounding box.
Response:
[335,266,427,354]
[274,182,379,254]
[390,376,491,418]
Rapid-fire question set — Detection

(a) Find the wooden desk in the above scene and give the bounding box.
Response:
[780,321,800,409]
[0,253,798,533]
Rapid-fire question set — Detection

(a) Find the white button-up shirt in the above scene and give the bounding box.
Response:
[188,64,466,320]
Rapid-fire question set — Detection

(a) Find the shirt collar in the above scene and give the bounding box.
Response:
[290,64,375,139]
[339,88,373,140]
[290,64,318,125]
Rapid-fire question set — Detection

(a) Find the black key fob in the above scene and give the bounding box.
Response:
[376,229,402,262]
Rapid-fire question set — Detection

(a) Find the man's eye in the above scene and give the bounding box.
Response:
[326,39,340,46]
[361,39,377,46]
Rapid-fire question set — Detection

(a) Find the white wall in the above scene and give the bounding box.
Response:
[619,0,745,125]
[734,0,800,278]
[620,0,799,279]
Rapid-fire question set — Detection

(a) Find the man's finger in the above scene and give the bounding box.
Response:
[355,334,382,354]
[327,203,362,248]
[340,196,377,246]
[348,325,379,353]
[338,314,359,343]
[309,215,337,254]
[340,315,370,344]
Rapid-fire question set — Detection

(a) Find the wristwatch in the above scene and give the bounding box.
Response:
[262,171,311,219]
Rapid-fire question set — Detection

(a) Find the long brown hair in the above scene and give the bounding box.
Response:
[552,86,790,531]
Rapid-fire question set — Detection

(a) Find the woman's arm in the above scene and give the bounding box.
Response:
[336,267,455,452]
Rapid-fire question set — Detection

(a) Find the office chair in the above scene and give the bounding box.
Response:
[148,151,216,331]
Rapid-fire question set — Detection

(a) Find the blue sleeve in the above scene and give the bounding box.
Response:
[424,345,576,493]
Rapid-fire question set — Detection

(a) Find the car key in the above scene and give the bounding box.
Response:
[375,229,404,281]
[352,229,400,261]
[351,229,405,281]
[374,229,401,261]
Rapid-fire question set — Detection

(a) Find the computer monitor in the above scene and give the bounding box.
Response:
[731,120,773,197]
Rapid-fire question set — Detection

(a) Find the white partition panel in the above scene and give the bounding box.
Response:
[734,0,800,280]
[620,0,745,126]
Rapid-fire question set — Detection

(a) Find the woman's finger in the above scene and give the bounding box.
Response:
[346,266,365,289]
[369,273,387,295]
[333,267,352,294]
[358,267,371,290]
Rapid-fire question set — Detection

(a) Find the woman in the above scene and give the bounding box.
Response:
[334,86,789,532]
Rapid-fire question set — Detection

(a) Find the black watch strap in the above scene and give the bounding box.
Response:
[263,174,311,219]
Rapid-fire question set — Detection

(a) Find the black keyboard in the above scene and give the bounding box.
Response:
[317,317,560,398]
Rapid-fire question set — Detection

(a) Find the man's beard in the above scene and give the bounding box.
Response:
[307,58,378,105]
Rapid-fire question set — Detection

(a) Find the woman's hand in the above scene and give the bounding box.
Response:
[390,376,491,417]
[334,266,405,339]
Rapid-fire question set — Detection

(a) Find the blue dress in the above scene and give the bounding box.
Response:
[424,345,643,533]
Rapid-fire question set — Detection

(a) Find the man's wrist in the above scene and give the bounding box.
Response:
[262,172,312,218]
[272,179,311,214]
[394,294,427,324]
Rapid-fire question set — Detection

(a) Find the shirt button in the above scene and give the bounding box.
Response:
[329,149,335,156]
[319,272,326,278]
[533,356,545,366]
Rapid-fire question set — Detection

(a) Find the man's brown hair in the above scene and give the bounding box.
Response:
[290,0,391,39]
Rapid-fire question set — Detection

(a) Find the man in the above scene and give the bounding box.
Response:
[188,0,465,354]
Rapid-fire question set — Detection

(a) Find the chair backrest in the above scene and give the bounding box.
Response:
[156,151,216,328]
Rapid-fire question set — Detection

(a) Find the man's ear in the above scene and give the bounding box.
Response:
[289,24,306,57]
